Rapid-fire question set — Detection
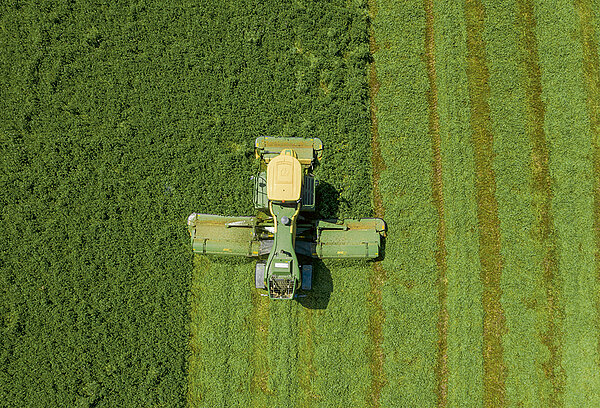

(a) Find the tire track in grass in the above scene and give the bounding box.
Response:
[574,0,600,374]
[268,301,300,407]
[533,0,600,404]
[463,1,507,406]
[424,0,449,405]
[515,1,565,405]
[367,1,387,406]
[250,289,271,407]
[298,307,317,407]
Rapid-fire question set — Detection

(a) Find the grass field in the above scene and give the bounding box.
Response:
[1,0,600,407]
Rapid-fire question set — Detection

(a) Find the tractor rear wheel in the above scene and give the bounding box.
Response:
[301,264,312,290]
[255,261,266,289]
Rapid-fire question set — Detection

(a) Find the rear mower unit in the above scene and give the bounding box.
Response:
[187,137,386,300]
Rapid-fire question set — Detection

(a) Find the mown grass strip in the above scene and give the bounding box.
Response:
[369,0,438,406]
[574,0,600,375]
[250,290,271,407]
[188,258,253,407]
[297,308,317,407]
[463,1,507,406]
[482,0,554,405]
[433,0,484,406]
[267,301,300,407]
[367,1,387,406]
[311,262,372,408]
[514,1,566,405]
[424,0,449,405]
[534,0,600,404]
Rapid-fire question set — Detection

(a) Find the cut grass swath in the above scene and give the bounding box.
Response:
[188,258,253,407]
[433,0,484,406]
[534,0,600,404]
[575,0,600,380]
[482,0,554,405]
[369,0,439,406]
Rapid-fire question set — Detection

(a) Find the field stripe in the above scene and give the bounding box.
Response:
[424,0,449,405]
[367,1,387,406]
[463,1,507,406]
[482,0,554,405]
[370,0,438,406]
[534,0,600,405]
[311,263,372,407]
[574,0,600,376]
[433,0,484,406]
[187,258,253,407]
[298,308,317,407]
[250,291,271,407]
[267,302,300,407]
[514,1,567,405]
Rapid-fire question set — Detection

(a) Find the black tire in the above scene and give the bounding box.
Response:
[255,261,266,289]
[301,264,312,290]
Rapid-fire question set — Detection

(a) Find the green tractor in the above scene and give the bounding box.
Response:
[187,137,386,299]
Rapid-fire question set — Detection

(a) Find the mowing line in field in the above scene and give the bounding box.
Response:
[574,0,600,374]
[515,1,566,404]
[188,258,253,407]
[268,302,300,407]
[482,0,555,404]
[424,0,449,406]
[463,1,507,406]
[367,1,387,406]
[534,0,600,404]
[433,0,484,405]
[250,289,272,407]
[370,0,438,405]
[298,308,317,407]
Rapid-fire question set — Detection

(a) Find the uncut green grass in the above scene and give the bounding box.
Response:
[1,2,200,406]
[534,0,600,404]
[370,0,438,406]
[481,1,552,405]
[433,0,484,406]
[186,1,374,406]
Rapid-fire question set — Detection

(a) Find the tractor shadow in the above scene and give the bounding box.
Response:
[297,259,332,310]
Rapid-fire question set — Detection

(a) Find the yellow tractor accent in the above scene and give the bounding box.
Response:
[266,149,302,202]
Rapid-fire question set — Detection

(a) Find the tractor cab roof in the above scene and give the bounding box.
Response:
[266,149,302,202]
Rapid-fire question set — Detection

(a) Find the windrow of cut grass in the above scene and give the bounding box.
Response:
[463,1,507,405]
[369,0,439,406]
[481,0,553,405]
[534,0,600,404]
[187,259,253,407]
[575,0,600,381]
[433,0,484,406]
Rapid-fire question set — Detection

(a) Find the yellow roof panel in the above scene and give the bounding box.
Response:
[267,151,302,201]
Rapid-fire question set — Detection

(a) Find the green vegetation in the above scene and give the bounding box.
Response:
[370,0,438,406]
[433,1,485,406]
[482,0,552,405]
[185,1,375,406]
[534,0,600,404]
[3,0,600,407]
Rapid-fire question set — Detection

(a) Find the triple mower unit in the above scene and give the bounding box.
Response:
[187,137,386,299]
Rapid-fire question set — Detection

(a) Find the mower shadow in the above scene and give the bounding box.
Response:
[297,259,332,310]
